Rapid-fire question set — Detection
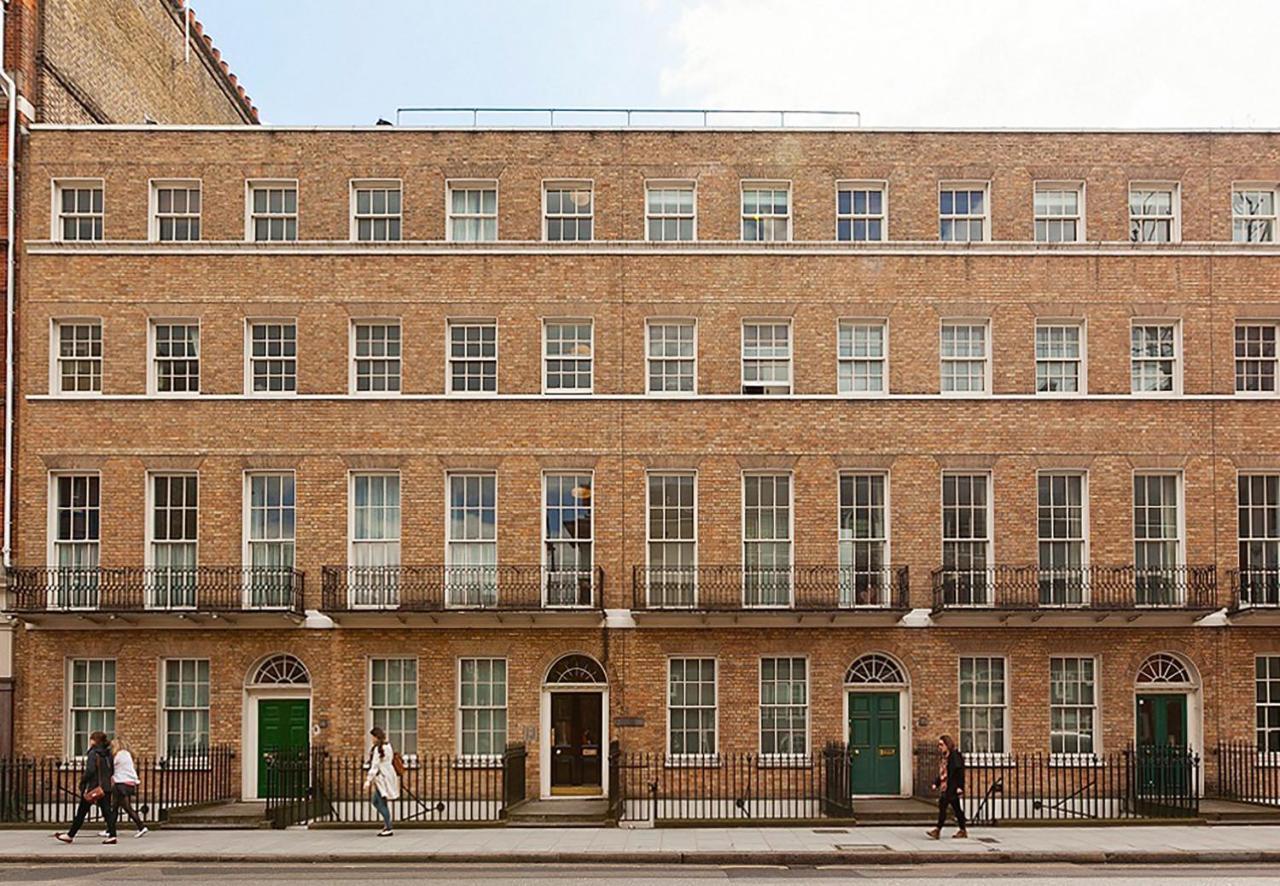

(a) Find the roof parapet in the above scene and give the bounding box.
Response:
[393,107,862,128]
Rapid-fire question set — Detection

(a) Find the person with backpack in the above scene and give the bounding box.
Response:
[363,726,402,836]
[106,737,148,839]
[926,733,968,839]
[54,731,114,844]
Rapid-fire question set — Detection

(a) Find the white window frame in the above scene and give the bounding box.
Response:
[51,178,104,242]
[741,319,793,395]
[1238,473,1280,602]
[835,180,887,242]
[349,178,403,242]
[1036,470,1090,588]
[144,471,200,609]
[148,179,202,243]
[244,318,299,396]
[644,180,696,242]
[444,472,498,607]
[958,655,1010,760]
[938,181,990,243]
[666,656,718,761]
[1232,183,1279,244]
[457,657,508,760]
[645,318,697,396]
[542,319,594,394]
[1257,655,1280,753]
[837,470,891,606]
[1128,181,1181,244]
[49,318,103,396]
[1132,470,1186,580]
[740,180,792,243]
[245,179,299,242]
[939,319,991,396]
[541,469,595,607]
[1033,181,1085,243]
[48,471,102,588]
[836,318,888,396]
[940,471,994,606]
[446,319,499,396]
[148,319,201,396]
[542,179,594,243]
[741,471,794,608]
[242,470,297,593]
[758,655,809,761]
[349,470,402,571]
[1129,320,1182,396]
[1234,321,1280,395]
[446,179,499,243]
[368,656,418,759]
[1034,321,1086,396]
[1049,655,1099,760]
[66,657,116,757]
[160,657,211,758]
[349,319,402,396]
[645,471,698,607]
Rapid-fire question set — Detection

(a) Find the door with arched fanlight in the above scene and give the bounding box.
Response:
[542,654,608,797]
[843,653,911,796]
[243,653,312,800]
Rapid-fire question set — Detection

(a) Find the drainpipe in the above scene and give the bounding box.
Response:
[1,0,14,572]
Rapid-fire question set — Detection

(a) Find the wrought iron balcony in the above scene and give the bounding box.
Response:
[630,565,909,612]
[930,565,1218,613]
[7,567,305,616]
[319,565,604,612]
[1229,568,1280,610]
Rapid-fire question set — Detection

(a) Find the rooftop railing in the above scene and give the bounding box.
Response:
[393,106,862,128]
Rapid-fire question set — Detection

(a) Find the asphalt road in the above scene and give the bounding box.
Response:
[0,864,1276,885]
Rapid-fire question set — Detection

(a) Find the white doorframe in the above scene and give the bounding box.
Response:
[842,686,912,798]
[539,684,609,800]
[241,686,312,800]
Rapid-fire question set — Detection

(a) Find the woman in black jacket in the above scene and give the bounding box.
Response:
[926,734,968,839]
[54,731,115,844]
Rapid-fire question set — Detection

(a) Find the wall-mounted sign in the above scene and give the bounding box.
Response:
[614,716,645,728]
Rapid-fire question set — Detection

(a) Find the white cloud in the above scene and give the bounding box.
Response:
[659,0,1280,127]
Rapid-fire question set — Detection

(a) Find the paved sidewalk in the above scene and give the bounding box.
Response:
[2,823,1279,865]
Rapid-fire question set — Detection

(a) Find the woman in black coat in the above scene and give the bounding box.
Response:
[54,731,115,844]
[926,734,968,839]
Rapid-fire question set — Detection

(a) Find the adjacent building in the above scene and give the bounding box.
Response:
[5,123,1280,801]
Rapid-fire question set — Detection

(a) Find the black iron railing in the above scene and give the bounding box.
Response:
[911,744,1199,824]
[0,746,235,824]
[1229,569,1280,609]
[930,565,1217,612]
[263,743,527,828]
[7,568,305,615]
[630,565,908,611]
[611,744,856,823]
[320,566,604,612]
[1214,742,1280,807]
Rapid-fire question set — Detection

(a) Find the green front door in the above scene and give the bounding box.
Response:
[1136,693,1188,749]
[1135,693,1190,804]
[257,698,310,797]
[848,692,900,794]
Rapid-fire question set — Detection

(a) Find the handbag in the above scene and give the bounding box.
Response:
[83,785,105,803]
[391,751,406,777]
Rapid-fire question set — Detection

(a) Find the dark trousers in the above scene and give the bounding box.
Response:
[67,795,113,837]
[110,784,145,833]
[936,788,966,829]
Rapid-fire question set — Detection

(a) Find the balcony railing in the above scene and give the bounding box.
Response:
[319,565,604,612]
[630,565,909,612]
[1229,568,1280,609]
[930,565,1217,612]
[7,567,305,615]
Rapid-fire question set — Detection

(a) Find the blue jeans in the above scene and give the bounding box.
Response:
[371,789,392,829]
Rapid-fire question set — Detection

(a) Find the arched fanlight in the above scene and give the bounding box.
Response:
[545,653,606,685]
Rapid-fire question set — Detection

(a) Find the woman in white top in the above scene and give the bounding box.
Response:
[363,726,400,836]
[107,737,147,839]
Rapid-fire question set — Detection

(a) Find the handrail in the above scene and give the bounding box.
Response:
[393,107,862,128]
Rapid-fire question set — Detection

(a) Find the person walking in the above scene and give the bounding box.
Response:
[54,731,114,844]
[926,734,968,839]
[363,726,400,837]
[107,737,148,838]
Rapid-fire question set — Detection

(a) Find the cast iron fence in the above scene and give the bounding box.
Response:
[1213,742,1280,807]
[0,746,235,824]
[7,567,305,615]
[630,565,909,611]
[930,564,1217,612]
[911,744,1200,824]
[321,566,604,611]
[264,743,527,828]
[1229,568,1280,609]
[611,744,856,823]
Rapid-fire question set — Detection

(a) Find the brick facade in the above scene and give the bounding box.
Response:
[7,126,1280,798]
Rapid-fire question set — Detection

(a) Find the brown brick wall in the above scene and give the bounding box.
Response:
[9,128,1280,797]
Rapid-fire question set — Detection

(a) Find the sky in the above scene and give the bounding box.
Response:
[192,0,1280,128]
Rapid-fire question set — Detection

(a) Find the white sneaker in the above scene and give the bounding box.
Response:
[97,830,111,837]
[377,828,393,837]
[135,827,149,838]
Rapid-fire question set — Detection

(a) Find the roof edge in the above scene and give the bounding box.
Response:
[25,124,1280,134]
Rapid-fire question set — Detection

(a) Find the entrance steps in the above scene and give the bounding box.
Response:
[162,801,272,830]
[1199,798,1280,825]
[506,798,611,827]
[852,797,939,825]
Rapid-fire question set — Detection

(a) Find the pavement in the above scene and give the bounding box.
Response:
[3,823,1279,866]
